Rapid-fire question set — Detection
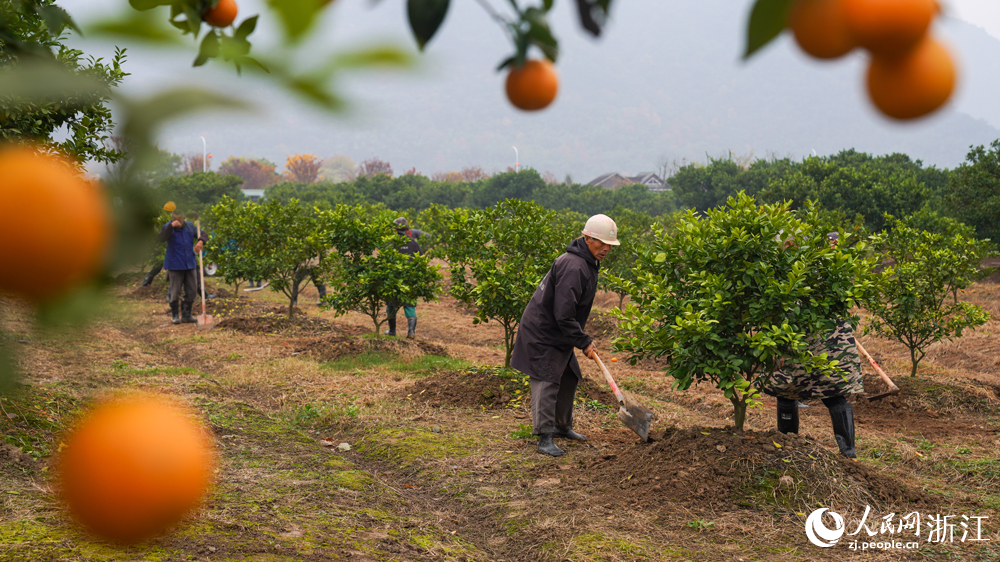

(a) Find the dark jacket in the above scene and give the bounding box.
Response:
[510,237,600,383]
[397,228,426,256]
[158,220,208,271]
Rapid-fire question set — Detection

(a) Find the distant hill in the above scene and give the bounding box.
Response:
[152,0,1000,179]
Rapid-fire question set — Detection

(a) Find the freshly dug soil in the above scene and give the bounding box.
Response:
[217,314,334,334]
[400,369,617,410]
[0,442,39,472]
[542,426,937,515]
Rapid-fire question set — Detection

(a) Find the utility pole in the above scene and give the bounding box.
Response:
[512,146,519,172]
[200,136,207,172]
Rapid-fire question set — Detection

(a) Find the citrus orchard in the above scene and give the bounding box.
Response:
[204,0,238,28]
[842,0,937,56]
[789,0,857,59]
[0,145,112,303]
[866,35,956,120]
[505,59,559,111]
[56,393,216,544]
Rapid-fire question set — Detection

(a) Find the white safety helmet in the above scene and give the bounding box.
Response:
[581,214,620,246]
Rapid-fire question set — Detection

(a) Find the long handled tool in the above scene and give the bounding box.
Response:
[855,340,898,401]
[195,220,214,330]
[593,352,654,441]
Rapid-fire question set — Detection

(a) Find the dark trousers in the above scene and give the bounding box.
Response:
[167,269,198,304]
[529,367,579,435]
[293,267,326,298]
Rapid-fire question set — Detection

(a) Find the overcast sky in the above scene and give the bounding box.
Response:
[55,0,1000,176]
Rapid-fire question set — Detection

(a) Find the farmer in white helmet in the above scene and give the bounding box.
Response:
[510,214,619,457]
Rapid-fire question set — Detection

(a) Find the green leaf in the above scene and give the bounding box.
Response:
[89,10,184,44]
[743,0,793,60]
[267,0,325,41]
[0,61,109,99]
[119,88,252,144]
[129,0,176,11]
[329,46,413,70]
[39,5,79,36]
[233,14,258,40]
[407,0,451,51]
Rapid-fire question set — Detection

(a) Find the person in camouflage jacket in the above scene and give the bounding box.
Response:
[760,232,862,459]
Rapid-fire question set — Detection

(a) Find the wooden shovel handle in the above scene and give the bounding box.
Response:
[197,220,207,316]
[592,352,625,404]
[855,339,898,391]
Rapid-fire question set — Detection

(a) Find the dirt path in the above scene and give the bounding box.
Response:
[2,279,999,561]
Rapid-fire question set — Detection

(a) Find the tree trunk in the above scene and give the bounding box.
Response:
[504,327,514,368]
[730,396,748,431]
[618,292,626,310]
[909,348,921,377]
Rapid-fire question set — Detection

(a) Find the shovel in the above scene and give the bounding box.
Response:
[856,340,899,401]
[592,352,654,441]
[195,220,213,330]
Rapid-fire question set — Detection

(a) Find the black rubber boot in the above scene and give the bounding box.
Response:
[406,317,417,339]
[829,402,857,459]
[170,301,181,324]
[181,302,197,323]
[555,428,587,441]
[777,398,799,434]
[384,318,396,336]
[537,433,565,457]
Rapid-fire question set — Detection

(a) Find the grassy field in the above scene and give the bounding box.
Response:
[1,274,998,561]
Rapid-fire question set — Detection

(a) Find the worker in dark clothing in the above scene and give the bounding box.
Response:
[384,217,428,337]
[510,214,619,457]
[157,210,208,324]
[385,217,427,338]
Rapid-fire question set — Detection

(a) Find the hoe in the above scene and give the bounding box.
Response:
[856,340,899,401]
[195,220,214,330]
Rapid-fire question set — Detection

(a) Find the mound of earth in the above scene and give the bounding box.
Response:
[552,426,936,514]
[401,370,616,410]
[0,443,39,472]
[217,314,334,334]
[129,283,168,300]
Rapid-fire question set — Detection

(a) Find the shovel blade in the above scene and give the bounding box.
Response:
[867,386,900,402]
[617,390,655,442]
[197,314,214,330]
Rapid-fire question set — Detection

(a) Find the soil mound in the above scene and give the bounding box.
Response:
[294,335,368,361]
[0,443,39,472]
[400,369,616,410]
[576,426,936,514]
[129,283,168,300]
[217,314,334,334]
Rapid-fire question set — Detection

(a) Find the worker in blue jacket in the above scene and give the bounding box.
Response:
[157,210,208,324]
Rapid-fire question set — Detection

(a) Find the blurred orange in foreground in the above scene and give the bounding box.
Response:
[866,35,956,120]
[57,393,216,544]
[506,59,559,111]
[789,0,857,59]
[0,144,111,303]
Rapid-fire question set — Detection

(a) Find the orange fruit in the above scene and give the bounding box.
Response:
[0,145,112,303]
[842,0,937,55]
[788,0,857,59]
[203,0,238,28]
[57,393,216,544]
[505,59,559,111]
[866,35,956,120]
